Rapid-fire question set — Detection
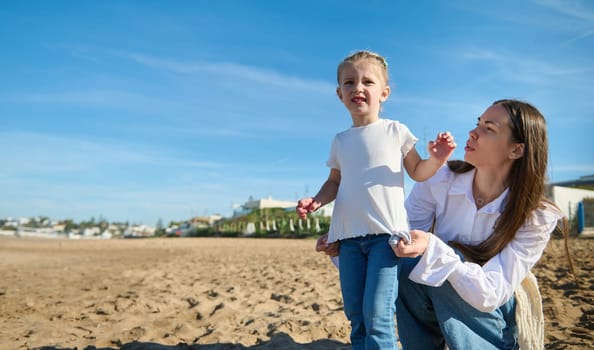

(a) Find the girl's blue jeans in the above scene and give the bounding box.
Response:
[396,256,519,350]
[339,234,399,350]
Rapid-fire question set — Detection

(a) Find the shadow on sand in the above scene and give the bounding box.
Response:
[36,332,351,350]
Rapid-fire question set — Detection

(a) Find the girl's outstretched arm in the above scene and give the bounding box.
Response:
[404,132,456,182]
[296,168,340,219]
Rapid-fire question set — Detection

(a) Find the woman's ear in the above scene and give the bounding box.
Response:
[509,143,525,159]
[336,87,343,100]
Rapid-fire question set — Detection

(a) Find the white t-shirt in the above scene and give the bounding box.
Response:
[326,118,418,244]
[405,165,564,312]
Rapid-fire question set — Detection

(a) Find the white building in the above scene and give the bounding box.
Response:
[234,195,334,217]
[243,195,296,210]
[547,174,594,234]
[233,196,295,216]
[548,186,594,221]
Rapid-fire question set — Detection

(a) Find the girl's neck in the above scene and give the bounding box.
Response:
[351,114,380,127]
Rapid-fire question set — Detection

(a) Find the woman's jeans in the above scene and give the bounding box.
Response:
[397,257,519,350]
[339,234,399,350]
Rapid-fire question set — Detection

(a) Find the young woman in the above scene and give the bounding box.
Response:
[392,99,566,349]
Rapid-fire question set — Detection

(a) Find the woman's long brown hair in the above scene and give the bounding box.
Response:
[449,100,571,268]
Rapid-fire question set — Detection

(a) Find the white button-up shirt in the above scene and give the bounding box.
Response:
[405,166,563,312]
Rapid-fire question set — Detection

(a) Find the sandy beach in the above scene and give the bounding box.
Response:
[0,235,591,350]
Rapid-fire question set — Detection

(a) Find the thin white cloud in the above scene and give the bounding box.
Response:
[450,1,594,45]
[457,48,594,85]
[391,95,479,110]
[116,51,335,93]
[6,90,179,113]
[47,43,337,95]
[533,0,594,44]
[533,0,594,21]
[551,164,594,173]
[563,28,594,45]
[0,131,224,174]
[3,91,293,139]
[0,181,236,224]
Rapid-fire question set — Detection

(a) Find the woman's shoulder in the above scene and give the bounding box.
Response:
[524,201,565,227]
[427,164,456,185]
[410,165,457,199]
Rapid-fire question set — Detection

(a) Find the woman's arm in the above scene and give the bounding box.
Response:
[403,209,560,312]
[404,174,440,232]
[402,170,563,312]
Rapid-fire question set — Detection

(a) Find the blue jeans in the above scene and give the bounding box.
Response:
[396,257,518,350]
[339,234,399,350]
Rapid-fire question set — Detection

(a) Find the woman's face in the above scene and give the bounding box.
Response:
[464,103,523,168]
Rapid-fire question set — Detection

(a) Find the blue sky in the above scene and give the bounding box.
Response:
[1,0,593,225]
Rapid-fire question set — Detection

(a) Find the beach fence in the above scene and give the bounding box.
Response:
[547,185,594,236]
[577,199,594,236]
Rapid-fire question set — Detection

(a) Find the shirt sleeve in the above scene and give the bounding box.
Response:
[405,180,437,232]
[397,122,418,158]
[409,205,563,312]
[405,165,449,232]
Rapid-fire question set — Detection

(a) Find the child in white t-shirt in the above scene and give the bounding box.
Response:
[296,50,456,350]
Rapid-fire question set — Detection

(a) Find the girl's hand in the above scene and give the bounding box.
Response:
[428,131,456,163]
[315,233,339,257]
[392,230,430,258]
[296,197,321,219]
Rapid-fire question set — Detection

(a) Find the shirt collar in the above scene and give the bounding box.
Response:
[448,168,508,214]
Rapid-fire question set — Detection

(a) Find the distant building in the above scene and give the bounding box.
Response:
[547,174,594,234]
[549,174,594,189]
[234,196,296,217]
[244,195,296,210]
[233,195,334,217]
[124,224,155,237]
[191,215,223,227]
[548,186,594,221]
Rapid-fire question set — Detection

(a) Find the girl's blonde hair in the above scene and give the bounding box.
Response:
[337,50,389,85]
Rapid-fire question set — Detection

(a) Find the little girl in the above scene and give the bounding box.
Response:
[296,50,456,350]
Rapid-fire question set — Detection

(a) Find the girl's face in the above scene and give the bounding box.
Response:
[336,59,390,124]
[464,104,524,168]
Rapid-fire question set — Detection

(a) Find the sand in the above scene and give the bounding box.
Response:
[0,235,591,350]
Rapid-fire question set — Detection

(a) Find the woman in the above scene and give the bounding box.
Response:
[391,99,565,349]
[316,99,566,349]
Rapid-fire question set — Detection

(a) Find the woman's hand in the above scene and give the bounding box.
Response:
[315,233,339,257]
[392,229,430,258]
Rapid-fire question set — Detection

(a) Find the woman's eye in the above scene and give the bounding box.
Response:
[476,122,493,132]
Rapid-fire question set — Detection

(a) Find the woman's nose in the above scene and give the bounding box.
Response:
[468,128,478,139]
